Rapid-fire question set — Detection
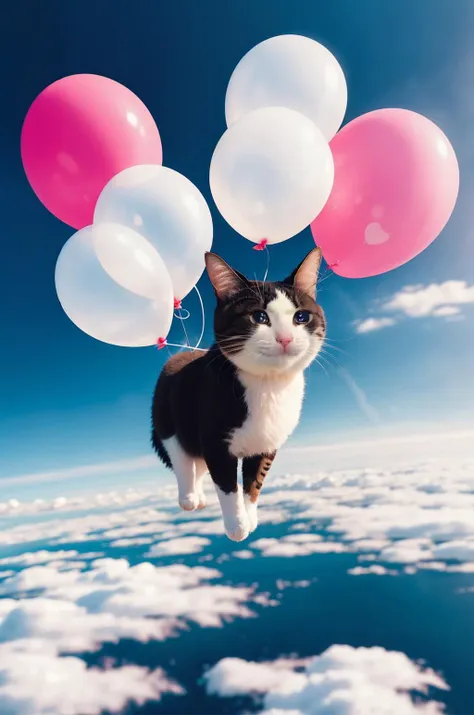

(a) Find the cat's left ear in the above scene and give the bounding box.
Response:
[205,252,247,301]
[284,248,322,300]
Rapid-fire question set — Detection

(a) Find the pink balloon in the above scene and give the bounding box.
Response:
[21,74,163,229]
[311,108,459,278]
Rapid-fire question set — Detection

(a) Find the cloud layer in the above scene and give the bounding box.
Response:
[0,555,257,714]
[0,454,472,713]
[204,645,448,714]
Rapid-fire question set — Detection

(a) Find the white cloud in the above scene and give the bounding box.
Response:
[110,537,154,548]
[383,281,474,318]
[0,554,261,714]
[232,550,255,560]
[204,656,306,697]
[0,640,183,715]
[348,565,398,576]
[431,539,474,562]
[432,305,461,317]
[145,536,211,557]
[378,539,434,564]
[251,535,347,558]
[0,486,163,518]
[0,550,81,567]
[356,280,474,335]
[276,579,314,591]
[204,645,448,714]
[354,317,396,334]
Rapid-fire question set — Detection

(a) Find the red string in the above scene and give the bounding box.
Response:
[173,297,182,310]
[253,238,268,251]
[156,337,167,350]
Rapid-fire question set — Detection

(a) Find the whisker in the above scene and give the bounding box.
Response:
[314,357,329,377]
[318,348,344,370]
[322,342,349,357]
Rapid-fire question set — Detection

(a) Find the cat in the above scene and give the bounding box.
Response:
[151,247,326,541]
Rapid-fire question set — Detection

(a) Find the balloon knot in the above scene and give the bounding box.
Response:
[156,337,167,350]
[253,239,268,251]
[173,297,182,310]
[327,261,339,270]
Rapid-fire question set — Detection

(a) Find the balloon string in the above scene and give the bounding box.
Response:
[262,245,270,282]
[193,284,206,350]
[156,285,207,353]
[175,304,191,347]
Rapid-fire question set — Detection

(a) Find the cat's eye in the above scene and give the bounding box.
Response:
[251,310,270,325]
[294,310,311,325]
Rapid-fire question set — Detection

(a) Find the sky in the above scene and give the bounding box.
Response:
[1,0,474,495]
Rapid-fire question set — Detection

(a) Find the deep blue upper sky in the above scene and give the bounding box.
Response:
[1,0,473,484]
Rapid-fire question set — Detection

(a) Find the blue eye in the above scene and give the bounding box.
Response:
[252,310,270,325]
[294,310,311,325]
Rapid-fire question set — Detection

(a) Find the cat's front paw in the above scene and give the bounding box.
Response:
[179,493,200,511]
[224,514,250,542]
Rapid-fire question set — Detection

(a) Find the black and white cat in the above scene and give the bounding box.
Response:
[151,248,326,541]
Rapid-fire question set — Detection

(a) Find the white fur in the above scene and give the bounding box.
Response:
[244,494,258,533]
[163,437,208,511]
[215,484,250,541]
[228,370,304,457]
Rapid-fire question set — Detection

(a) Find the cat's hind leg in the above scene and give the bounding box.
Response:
[194,459,209,510]
[163,437,199,511]
[243,452,276,533]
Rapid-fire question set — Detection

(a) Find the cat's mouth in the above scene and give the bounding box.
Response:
[258,345,304,361]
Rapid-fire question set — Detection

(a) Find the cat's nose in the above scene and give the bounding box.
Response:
[276,334,293,351]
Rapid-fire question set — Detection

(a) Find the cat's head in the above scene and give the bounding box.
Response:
[205,248,325,377]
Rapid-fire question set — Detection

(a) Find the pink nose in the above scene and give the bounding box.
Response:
[276,334,293,350]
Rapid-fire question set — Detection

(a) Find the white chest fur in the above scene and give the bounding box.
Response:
[228,371,305,458]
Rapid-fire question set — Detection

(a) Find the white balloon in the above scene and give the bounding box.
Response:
[55,225,174,347]
[209,106,334,244]
[94,165,213,301]
[92,222,169,301]
[225,34,347,141]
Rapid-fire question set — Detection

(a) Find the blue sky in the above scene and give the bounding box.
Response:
[1,0,474,494]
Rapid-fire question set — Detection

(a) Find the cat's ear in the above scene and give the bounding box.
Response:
[284,248,322,300]
[205,252,247,300]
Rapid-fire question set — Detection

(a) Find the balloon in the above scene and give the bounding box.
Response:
[55,225,173,347]
[310,109,459,278]
[209,106,334,244]
[225,34,347,141]
[91,222,171,302]
[94,165,213,301]
[21,74,163,230]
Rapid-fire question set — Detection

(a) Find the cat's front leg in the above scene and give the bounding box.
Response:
[204,446,250,542]
[242,452,276,533]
